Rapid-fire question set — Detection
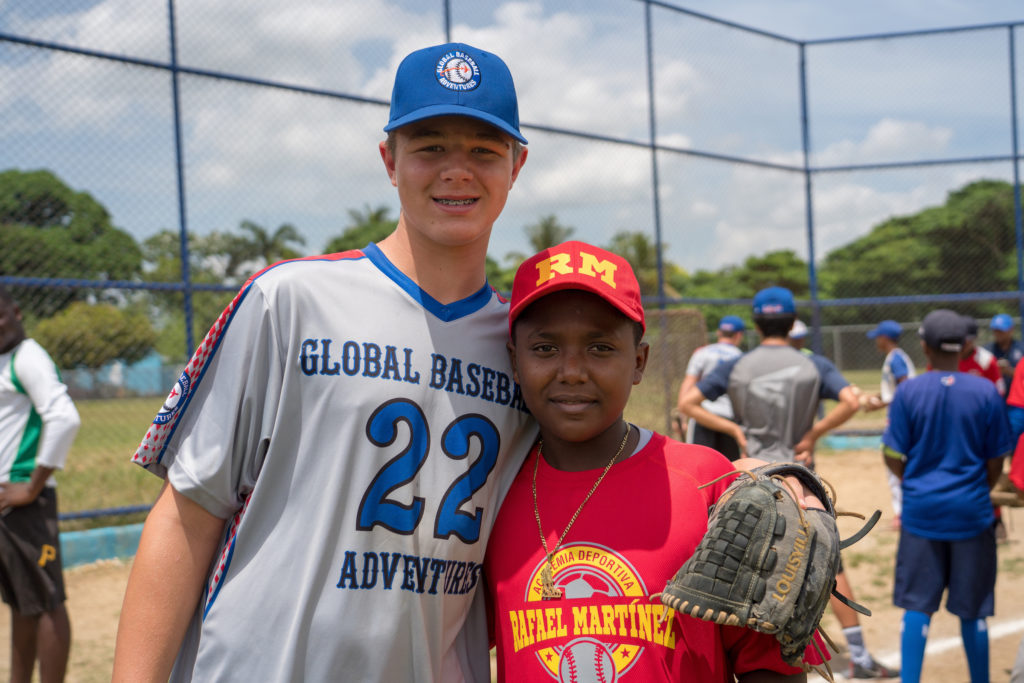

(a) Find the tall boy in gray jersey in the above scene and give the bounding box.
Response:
[113,43,535,682]
[679,286,899,679]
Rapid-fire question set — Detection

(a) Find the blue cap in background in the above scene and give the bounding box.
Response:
[752,286,795,315]
[866,320,903,340]
[718,315,745,333]
[991,313,1014,331]
[384,42,527,143]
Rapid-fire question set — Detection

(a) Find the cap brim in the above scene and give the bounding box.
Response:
[384,104,528,144]
[509,280,644,334]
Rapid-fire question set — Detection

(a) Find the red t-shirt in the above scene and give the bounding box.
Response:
[1008,363,1024,408]
[484,433,804,682]
[1012,434,1024,490]
[960,346,1005,396]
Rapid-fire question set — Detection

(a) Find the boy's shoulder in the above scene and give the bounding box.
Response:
[654,432,735,502]
[901,370,1000,400]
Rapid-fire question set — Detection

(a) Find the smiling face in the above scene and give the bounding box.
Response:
[380,115,526,253]
[509,290,648,466]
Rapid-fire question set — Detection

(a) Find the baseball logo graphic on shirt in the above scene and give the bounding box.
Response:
[154,370,191,424]
[559,637,617,683]
[520,542,677,680]
[436,50,480,91]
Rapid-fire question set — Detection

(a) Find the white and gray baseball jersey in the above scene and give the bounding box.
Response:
[1,338,80,486]
[685,342,742,419]
[132,243,536,682]
[880,347,916,404]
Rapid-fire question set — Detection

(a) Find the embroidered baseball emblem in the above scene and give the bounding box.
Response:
[436,50,480,91]
[154,370,191,424]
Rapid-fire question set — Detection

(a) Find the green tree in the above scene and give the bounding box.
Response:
[502,215,576,268]
[32,301,157,375]
[526,214,574,251]
[0,168,143,317]
[673,250,809,330]
[229,220,306,276]
[140,229,236,359]
[818,179,1017,323]
[323,205,397,253]
[606,231,666,296]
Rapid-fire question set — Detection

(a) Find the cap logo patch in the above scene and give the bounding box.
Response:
[535,251,618,289]
[436,50,480,91]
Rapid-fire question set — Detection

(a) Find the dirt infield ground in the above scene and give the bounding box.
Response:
[2,448,1022,682]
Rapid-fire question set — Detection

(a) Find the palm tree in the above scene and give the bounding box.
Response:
[323,204,397,253]
[241,220,306,262]
[607,230,663,296]
[504,215,576,267]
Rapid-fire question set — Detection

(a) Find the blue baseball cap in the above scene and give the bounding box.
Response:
[788,319,808,339]
[718,315,745,333]
[991,313,1014,331]
[384,42,527,144]
[866,320,902,340]
[752,286,795,315]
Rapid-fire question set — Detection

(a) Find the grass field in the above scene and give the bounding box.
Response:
[56,396,165,530]
[53,365,887,531]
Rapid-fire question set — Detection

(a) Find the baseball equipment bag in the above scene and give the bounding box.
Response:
[654,463,879,682]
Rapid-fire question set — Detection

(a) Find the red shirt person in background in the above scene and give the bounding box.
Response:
[960,317,1005,396]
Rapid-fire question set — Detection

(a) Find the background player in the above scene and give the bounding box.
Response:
[862,319,916,529]
[487,241,808,681]
[787,318,810,353]
[678,286,897,679]
[113,42,535,682]
[0,285,80,683]
[882,309,1011,683]
[988,313,1024,389]
[675,315,745,460]
[960,317,1005,396]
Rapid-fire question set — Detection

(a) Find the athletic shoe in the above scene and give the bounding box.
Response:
[848,659,899,679]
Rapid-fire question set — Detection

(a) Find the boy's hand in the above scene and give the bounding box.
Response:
[657,462,876,680]
[735,458,823,510]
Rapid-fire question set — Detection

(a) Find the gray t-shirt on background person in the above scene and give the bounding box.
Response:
[698,345,848,462]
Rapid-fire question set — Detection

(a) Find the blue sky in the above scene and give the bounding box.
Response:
[2,1,1023,274]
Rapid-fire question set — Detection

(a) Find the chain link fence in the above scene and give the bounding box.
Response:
[2,1,1023,519]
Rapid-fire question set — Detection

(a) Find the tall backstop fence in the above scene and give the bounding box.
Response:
[2,0,1023,519]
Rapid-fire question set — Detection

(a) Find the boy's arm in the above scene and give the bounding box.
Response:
[674,372,701,431]
[883,446,905,478]
[113,483,226,682]
[793,385,859,465]
[0,465,56,510]
[678,384,747,454]
[988,456,1007,489]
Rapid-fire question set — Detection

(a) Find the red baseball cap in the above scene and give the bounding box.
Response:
[508,241,645,334]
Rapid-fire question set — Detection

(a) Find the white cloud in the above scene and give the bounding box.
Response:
[1,0,1015,269]
[816,118,954,166]
[689,200,718,218]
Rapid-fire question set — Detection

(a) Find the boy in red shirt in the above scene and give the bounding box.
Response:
[485,241,811,682]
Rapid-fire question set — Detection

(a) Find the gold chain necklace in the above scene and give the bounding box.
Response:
[532,423,632,600]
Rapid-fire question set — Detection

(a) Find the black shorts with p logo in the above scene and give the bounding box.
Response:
[0,487,66,616]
